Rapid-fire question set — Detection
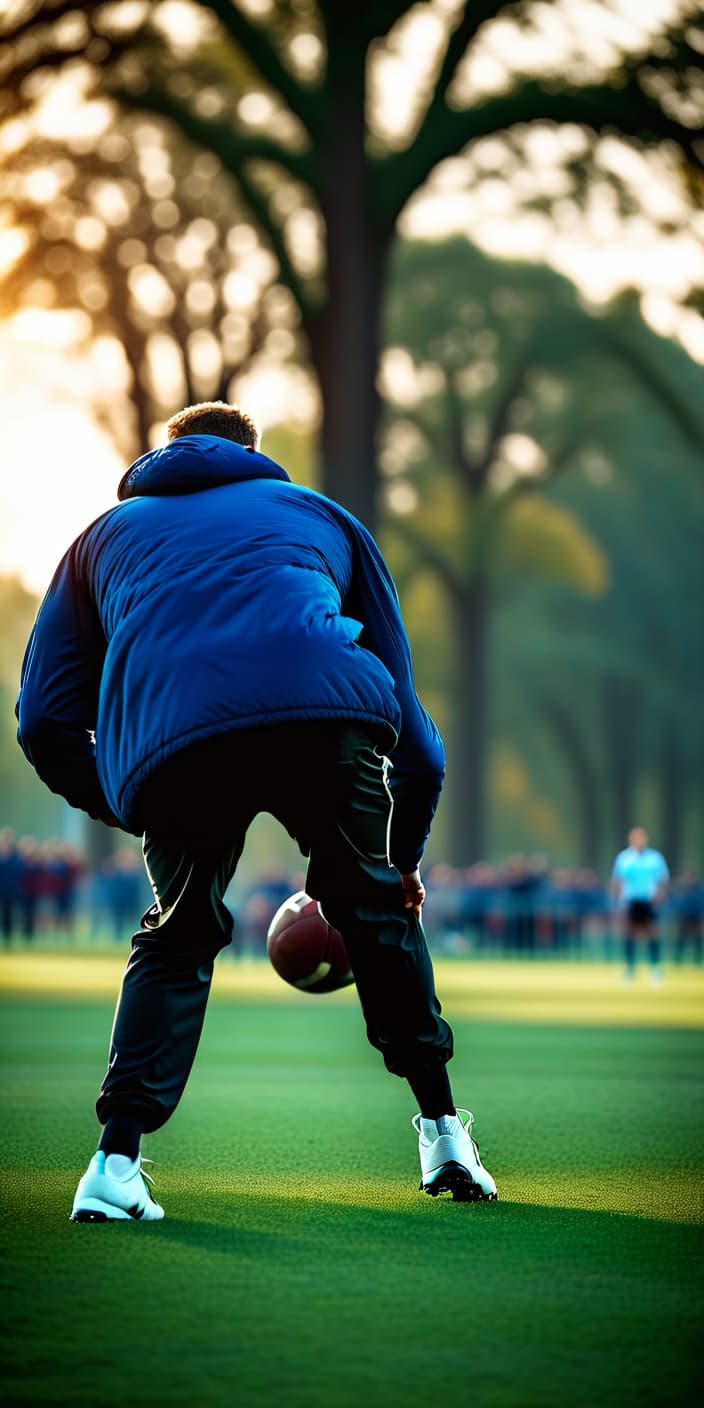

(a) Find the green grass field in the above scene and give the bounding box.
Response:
[1,955,703,1408]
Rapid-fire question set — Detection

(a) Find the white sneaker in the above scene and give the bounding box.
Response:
[412,1109,497,1201]
[70,1151,164,1222]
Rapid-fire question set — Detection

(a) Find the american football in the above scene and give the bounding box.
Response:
[267,891,354,994]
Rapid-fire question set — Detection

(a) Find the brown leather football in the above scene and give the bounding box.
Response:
[267,891,354,994]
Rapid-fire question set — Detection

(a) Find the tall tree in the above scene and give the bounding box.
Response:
[501,396,704,871]
[381,238,704,861]
[2,0,703,526]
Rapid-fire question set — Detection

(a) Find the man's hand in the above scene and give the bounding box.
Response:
[401,869,425,917]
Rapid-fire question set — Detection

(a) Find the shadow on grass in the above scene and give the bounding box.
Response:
[4,1186,702,1408]
[154,1186,704,1262]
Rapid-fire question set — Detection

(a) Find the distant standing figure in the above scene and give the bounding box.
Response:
[0,830,20,941]
[611,827,669,982]
[17,837,44,940]
[102,850,146,940]
[672,870,704,965]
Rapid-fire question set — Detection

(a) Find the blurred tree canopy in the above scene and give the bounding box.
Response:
[0,127,289,455]
[511,418,704,871]
[381,238,704,863]
[2,0,703,525]
[1,2,703,866]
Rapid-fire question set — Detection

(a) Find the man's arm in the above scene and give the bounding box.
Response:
[343,518,445,875]
[610,855,624,907]
[16,544,113,822]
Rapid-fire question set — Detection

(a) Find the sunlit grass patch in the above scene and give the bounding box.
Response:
[2,953,702,1028]
[164,1165,702,1226]
[2,982,702,1408]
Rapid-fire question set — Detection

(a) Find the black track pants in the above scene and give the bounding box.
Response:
[96,723,453,1134]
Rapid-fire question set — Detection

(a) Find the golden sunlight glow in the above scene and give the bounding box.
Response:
[0,227,29,276]
[34,70,112,144]
[1,0,702,597]
[153,1,209,51]
[0,319,123,595]
[2,954,703,1034]
[233,362,321,433]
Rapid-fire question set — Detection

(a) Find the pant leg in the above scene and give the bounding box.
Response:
[22,898,37,938]
[270,725,453,1078]
[624,933,636,972]
[648,935,662,968]
[96,741,251,1134]
[0,897,12,941]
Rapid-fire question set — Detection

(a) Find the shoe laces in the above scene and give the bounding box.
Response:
[455,1108,475,1133]
[457,1110,485,1158]
[140,1156,156,1188]
[412,1109,487,1163]
[457,1109,489,1163]
[411,1109,475,1135]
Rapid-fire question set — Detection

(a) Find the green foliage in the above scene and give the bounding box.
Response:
[0,575,36,678]
[381,237,704,861]
[496,496,607,595]
[2,5,703,852]
[0,576,63,836]
[260,421,319,491]
[2,0,703,526]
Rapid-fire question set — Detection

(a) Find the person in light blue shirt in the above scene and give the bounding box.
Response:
[611,827,669,980]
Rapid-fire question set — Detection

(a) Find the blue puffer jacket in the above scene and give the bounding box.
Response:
[17,435,444,870]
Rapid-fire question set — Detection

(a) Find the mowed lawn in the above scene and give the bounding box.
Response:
[1,955,703,1408]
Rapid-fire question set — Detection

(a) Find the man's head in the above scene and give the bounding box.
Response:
[628,827,649,851]
[166,401,259,450]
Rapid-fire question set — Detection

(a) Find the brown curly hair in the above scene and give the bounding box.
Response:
[166,401,259,448]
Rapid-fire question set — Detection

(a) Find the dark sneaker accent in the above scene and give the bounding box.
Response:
[421,1161,498,1202]
[71,1210,109,1222]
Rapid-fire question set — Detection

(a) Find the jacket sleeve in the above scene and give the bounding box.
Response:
[16,543,111,821]
[343,518,445,873]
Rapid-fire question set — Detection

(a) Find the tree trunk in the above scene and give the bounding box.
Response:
[447,575,489,864]
[602,676,640,848]
[119,317,152,455]
[659,728,683,873]
[308,247,386,530]
[540,697,601,867]
[305,35,391,531]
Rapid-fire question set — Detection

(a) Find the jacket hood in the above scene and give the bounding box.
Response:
[117,434,291,501]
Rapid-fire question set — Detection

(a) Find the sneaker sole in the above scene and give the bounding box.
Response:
[420,1161,498,1202]
[70,1196,163,1222]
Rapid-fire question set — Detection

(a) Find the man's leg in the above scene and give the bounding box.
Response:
[0,896,12,942]
[647,926,662,983]
[623,927,636,978]
[71,738,250,1221]
[272,726,453,1108]
[96,831,244,1148]
[270,724,496,1200]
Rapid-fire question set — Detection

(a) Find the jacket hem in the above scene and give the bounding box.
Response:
[112,706,400,825]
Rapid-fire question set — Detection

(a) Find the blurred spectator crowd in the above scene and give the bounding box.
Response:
[421,857,704,962]
[1,828,702,962]
[0,828,147,942]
